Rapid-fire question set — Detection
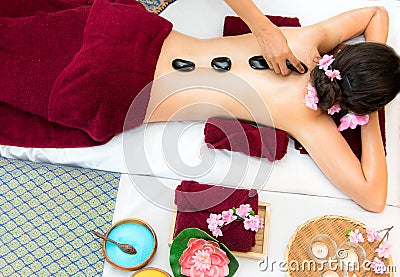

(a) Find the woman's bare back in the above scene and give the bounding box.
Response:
[146,28,321,134]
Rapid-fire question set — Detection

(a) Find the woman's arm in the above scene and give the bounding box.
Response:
[294,7,390,212]
[293,112,387,212]
[308,6,389,54]
[224,0,304,75]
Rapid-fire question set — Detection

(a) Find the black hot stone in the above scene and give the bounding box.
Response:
[211,57,231,71]
[286,60,308,74]
[248,56,269,69]
[249,55,309,74]
[172,59,195,72]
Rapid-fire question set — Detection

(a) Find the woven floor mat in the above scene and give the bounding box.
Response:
[0,157,120,277]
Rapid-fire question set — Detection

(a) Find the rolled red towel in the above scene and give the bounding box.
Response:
[204,118,288,162]
[174,180,259,252]
[223,14,301,36]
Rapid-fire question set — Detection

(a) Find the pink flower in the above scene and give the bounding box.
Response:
[179,238,230,277]
[306,83,317,94]
[221,209,237,225]
[376,241,392,259]
[207,214,224,230]
[235,204,252,218]
[327,104,341,115]
[348,229,364,244]
[243,215,264,232]
[366,227,380,242]
[304,84,319,111]
[208,223,218,232]
[325,69,342,81]
[211,228,223,238]
[338,113,369,131]
[370,257,388,274]
[318,54,335,71]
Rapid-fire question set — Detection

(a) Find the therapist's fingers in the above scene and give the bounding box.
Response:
[264,48,292,75]
[286,53,305,74]
[266,58,281,75]
[277,59,291,76]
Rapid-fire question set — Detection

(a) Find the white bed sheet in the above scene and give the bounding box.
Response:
[1,0,399,206]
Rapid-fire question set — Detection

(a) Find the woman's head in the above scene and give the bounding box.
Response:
[311,42,400,115]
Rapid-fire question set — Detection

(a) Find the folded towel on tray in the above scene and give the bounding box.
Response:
[174,180,258,252]
[0,0,172,147]
[204,16,386,161]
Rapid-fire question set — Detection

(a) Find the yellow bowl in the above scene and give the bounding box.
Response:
[131,267,172,277]
[102,218,157,271]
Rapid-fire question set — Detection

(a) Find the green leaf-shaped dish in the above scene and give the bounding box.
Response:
[169,228,239,277]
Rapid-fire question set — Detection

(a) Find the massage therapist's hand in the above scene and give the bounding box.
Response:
[252,20,305,75]
[224,0,304,75]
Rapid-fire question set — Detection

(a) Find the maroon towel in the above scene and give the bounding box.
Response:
[49,0,172,142]
[223,14,301,36]
[204,118,288,162]
[0,4,93,147]
[0,0,172,147]
[174,180,258,252]
[0,0,93,18]
[205,15,386,161]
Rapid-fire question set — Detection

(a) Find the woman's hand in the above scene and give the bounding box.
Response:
[224,0,304,76]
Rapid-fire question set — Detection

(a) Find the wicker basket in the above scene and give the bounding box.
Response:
[285,215,394,276]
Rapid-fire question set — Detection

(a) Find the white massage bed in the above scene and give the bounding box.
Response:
[1,0,399,207]
[1,0,399,275]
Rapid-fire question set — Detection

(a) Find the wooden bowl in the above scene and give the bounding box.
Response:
[102,218,157,271]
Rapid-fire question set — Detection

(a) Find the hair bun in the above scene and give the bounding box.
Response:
[311,66,342,111]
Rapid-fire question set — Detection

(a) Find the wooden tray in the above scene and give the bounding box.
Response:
[169,202,270,260]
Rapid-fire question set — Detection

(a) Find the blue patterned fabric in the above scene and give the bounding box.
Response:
[0,157,120,277]
[140,0,176,14]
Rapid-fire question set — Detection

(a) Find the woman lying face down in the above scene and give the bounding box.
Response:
[146,6,400,212]
[311,42,400,116]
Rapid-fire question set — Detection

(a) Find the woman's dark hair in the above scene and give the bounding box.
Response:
[311,42,400,115]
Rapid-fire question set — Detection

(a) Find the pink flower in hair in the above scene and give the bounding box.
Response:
[304,84,319,111]
[306,83,317,95]
[338,113,369,131]
[318,54,335,71]
[325,69,342,81]
[327,104,341,115]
